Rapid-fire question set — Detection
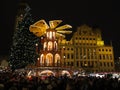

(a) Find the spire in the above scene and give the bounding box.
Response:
[14,0,30,31]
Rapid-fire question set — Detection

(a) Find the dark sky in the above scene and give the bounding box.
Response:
[0,0,120,58]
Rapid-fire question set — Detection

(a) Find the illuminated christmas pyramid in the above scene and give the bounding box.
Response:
[29,19,72,67]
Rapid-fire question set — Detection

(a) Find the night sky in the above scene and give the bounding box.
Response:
[0,0,120,58]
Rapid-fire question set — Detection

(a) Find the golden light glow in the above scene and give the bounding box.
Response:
[56,24,72,30]
[49,31,52,39]
[43,42,47,50]
[29,19,72,38]
[49,20,62,29]
[48,41,53,51]
[33,19,49,29]
[97,40,104,46]
[46,53,53,66]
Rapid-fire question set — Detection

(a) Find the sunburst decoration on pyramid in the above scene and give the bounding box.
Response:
[29,19,72,38]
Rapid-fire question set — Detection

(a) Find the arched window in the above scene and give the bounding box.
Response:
[43,42,47,50]
[46,32,49,39]
[49,31,52,39]
[48,41,53,51]
[53,31,55,39]
[55,53,60,66]
[54,41,57,50]
[46,53,53,66]
[40,54,44,66]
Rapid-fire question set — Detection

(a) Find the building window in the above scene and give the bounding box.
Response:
[67,53,70,59]
[106,54,109,59]
[76,48,78,59]
[71,53,74,59]
[80,62,82,67]
[71,48,73,50]
[104,62,106,67]
[71,62,73,66]
[111,62,113,66]
[107,62,109,67]
[68,62,69,66]
[109,49,111,52]
[99,55,102,59]
[110,54,112,60]
[103,55,105,60]
[77,61,79,67]
[93,38,95,40]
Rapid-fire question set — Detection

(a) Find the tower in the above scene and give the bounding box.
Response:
[14,1,30,31]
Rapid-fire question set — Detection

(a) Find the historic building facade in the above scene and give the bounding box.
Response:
[58,25,115,73]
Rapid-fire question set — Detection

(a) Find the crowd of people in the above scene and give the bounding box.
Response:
[0,69,120,90]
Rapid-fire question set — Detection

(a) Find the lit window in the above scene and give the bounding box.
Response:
[50,31,52,39]
[53,32,55,39]
[48,41,53,50]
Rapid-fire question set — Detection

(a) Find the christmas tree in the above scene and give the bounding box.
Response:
[9,5,39,70]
